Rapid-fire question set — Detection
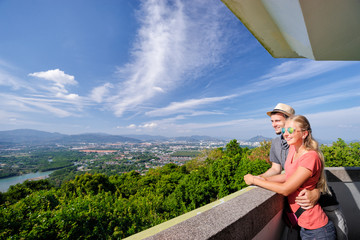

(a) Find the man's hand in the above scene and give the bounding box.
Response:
[295,188,320,209]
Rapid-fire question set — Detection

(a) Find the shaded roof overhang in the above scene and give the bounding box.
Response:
[221,0,360,60]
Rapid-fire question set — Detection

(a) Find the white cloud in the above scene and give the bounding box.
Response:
[146,94,237,117]
[1,93,73,118]
[140,122,158,128]
[127,105,360,140]
[127,124,137,129]
[290,90,360,111]
[305,106,360,140]
[0,90,83,120]
[24,69,85,112]
[90,83,113,103]
[109,0,230,117]
[255,60,354,88]
[0,108,21,121]
[229,60,359,104]
[29,69,77,86]
[0,67,34,91]
[21,99,73,117]
[307,106,360,127]
[153,86,165,93]
[29,69,78,98]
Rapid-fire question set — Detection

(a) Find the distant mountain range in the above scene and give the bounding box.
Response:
[0,129,273,146]
[247,135,272,143]
[0,129,140,145]
[0,129,347,146]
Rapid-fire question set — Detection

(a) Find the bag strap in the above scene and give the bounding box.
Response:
[295,207,305,219]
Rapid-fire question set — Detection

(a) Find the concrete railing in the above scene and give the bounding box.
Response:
[125,167,360,240]
[325,167,360,240]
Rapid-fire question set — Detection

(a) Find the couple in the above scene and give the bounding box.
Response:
[244,103,347,240]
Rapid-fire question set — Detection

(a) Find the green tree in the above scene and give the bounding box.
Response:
[4,179,53,204]
[322,138,360,167]
[248,140,271,163]
[224,139,242,157]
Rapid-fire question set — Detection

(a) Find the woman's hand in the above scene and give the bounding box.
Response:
[244,174,254,185]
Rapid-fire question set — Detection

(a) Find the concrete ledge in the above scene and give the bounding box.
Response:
[325,167,360,182]
[135,187,284,240]
[326,167,360,239]
[126,167,360,240]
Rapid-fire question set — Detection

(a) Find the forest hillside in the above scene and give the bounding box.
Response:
[0,139,359,239]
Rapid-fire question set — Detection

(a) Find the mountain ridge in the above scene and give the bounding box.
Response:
[0,129,140,145]
[0,129,344,145]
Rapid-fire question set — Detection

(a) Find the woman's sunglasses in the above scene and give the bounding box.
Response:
[281,127,296,134]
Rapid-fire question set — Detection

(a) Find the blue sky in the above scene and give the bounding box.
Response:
[0,0,359,141]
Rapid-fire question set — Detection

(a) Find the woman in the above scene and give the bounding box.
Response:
[244,115,336,239]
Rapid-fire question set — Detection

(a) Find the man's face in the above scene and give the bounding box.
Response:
[270,113,287,135]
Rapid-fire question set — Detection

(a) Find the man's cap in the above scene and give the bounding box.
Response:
[267,103,295,117]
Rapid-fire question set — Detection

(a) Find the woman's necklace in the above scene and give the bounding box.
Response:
[292,147,307,163]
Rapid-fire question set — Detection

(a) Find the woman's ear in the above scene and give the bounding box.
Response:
[302,131,309,139]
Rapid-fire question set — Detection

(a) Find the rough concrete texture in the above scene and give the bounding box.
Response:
[325,167,360,182]
[144,188,284,240]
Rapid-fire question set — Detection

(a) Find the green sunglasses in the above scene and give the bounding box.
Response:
[281,127,296,134]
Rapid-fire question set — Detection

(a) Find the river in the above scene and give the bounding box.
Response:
[0,171,54,193]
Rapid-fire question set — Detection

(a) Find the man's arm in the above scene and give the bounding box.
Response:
[260,137,283,178]
[295,188,320,209]
[258,162,282,178]
[265,172,286,183]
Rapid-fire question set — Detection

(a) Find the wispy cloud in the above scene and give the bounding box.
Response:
[308,106,360,127]
[90,83,114,103]
[146,94,236,117]
[0,93,80,118]
[139,58,358,127]
[124,110,224,132]
[306,106,360,140]
[0,68,88,120]
[255,60,355,88]
[229,60,358,102]
[17,97,74,117]
[101,0,230,117]
[121,105,360,139]
[124,116,270,137]
[29,69,80,100]
[290,90,360,111]
[0,66,33,91]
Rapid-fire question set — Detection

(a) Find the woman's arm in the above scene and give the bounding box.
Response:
[244,166,312,196]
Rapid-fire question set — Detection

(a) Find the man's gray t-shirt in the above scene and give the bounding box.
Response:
[269,134,289,169]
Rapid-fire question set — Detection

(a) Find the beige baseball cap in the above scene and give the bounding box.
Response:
[267,103,295,117]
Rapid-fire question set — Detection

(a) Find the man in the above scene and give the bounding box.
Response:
[259,103,294,178]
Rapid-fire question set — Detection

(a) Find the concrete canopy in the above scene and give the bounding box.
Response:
[222,0,360,60]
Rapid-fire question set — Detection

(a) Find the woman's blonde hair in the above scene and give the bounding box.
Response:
[288,115,330,195]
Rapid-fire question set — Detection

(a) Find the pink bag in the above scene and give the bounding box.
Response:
[284,210,299,228]
[283,200,305,228]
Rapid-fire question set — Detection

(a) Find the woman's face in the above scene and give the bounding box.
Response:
[283,120,304,146]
